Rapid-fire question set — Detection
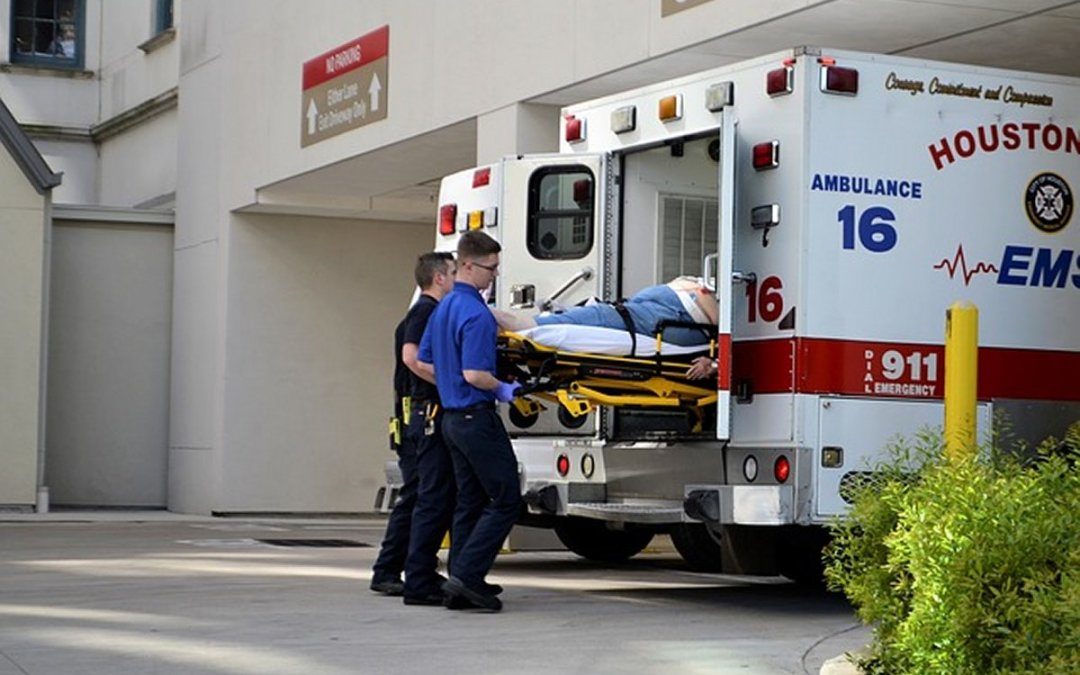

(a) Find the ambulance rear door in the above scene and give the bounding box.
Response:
[498,153,610,436]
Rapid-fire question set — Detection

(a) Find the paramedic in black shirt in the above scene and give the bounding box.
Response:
[370,252,456,604]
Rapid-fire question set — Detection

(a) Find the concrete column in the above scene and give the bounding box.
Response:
[168,1,225,514]
[476,102,560,165]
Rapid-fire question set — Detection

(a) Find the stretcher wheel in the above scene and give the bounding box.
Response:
[557,405,589,429]
[508,404,539,429]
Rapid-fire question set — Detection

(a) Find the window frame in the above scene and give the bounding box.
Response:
[9,0,85,70]
[526,165,596,261]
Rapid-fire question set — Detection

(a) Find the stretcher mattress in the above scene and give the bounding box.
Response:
[518,325,707,357]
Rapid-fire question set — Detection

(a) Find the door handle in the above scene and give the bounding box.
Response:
[732,271,756,285]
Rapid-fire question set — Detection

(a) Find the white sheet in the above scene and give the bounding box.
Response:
[517,325,707,357]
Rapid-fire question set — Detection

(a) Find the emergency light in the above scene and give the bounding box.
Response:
[473,167,491,187]
[820,63,859,95]
[766,61,794,96]
[752,141,779,170]
[658,94,682,122]
[438,204,457,235]
[705,81,735,111]
[610,105,637,134]
[565,115,586,143]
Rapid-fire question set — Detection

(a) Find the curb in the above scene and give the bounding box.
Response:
[819,651,865,675]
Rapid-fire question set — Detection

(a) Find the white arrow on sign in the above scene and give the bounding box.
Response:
[306,99,318,135]
[369,73,382,112]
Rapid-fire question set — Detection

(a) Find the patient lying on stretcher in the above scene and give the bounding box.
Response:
[492,277,719,379]
[492,277,717,345]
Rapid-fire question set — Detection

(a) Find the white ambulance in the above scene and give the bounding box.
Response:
[430,47,1080,580]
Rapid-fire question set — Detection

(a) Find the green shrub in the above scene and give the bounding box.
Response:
[824,422,1080,675]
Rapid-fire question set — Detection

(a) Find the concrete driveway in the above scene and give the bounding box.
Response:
[0,513,870,674]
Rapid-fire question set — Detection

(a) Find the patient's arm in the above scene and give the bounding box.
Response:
[491,307,539,332]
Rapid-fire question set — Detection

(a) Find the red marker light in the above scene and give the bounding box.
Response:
[473,168,491,188]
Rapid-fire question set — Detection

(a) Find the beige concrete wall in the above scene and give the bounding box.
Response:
[0,147,46,506]
[99,108,177,207]
[45,220,173,507]
[217,213,428,512]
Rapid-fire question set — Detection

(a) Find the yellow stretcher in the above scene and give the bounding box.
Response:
[497,326,718,431]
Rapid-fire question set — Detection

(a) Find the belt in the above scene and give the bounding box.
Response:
[444,402,496,413]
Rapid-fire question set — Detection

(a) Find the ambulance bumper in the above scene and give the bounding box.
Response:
[683,485,794,525]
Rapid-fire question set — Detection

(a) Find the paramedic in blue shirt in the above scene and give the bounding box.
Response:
[418,230,521,612]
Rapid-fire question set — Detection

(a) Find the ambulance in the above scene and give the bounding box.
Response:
[428,47,1080,580]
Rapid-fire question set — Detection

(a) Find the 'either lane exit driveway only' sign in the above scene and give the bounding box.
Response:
[301,25,388,147]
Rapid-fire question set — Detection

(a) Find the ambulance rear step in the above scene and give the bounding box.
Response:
[564,501,685,524]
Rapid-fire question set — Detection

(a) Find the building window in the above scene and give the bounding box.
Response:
[659,195,718,281]
[10,0,83,68]
[154,0,173,34]
[527,166,595,260]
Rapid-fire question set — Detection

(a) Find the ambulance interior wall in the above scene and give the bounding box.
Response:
[620,137,719,295]
[45,219,173,507]
[0,146,46,507]
[219,213,430,512]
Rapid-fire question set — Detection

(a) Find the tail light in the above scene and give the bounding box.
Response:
[438,204,457,236]
[556,454,570,477]
[774,456,790,483]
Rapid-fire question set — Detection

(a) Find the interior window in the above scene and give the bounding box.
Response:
[527,167,594,260]
[659,194,718,280]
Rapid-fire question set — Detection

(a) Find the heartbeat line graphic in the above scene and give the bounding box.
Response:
[933,244,999,286]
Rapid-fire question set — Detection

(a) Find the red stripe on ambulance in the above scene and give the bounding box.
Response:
[734,338,1080,401]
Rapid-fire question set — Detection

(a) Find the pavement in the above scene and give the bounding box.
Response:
[0,511,870,674]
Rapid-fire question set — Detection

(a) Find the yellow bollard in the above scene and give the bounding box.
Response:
[944,301,979,463]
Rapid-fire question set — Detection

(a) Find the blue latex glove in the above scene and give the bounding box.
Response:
[494,381,522,403]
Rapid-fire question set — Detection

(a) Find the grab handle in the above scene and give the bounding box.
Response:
[539,266,594,312]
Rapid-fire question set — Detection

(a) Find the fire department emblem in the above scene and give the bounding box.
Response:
[1024,173,1072,233]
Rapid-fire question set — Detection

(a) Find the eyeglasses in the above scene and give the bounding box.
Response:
[471,261,499,273]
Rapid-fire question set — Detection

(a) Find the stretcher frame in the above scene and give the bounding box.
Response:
[498,320,719,431]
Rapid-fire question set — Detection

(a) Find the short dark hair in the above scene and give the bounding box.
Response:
[414,251,454,288]
[456,230,501,261]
